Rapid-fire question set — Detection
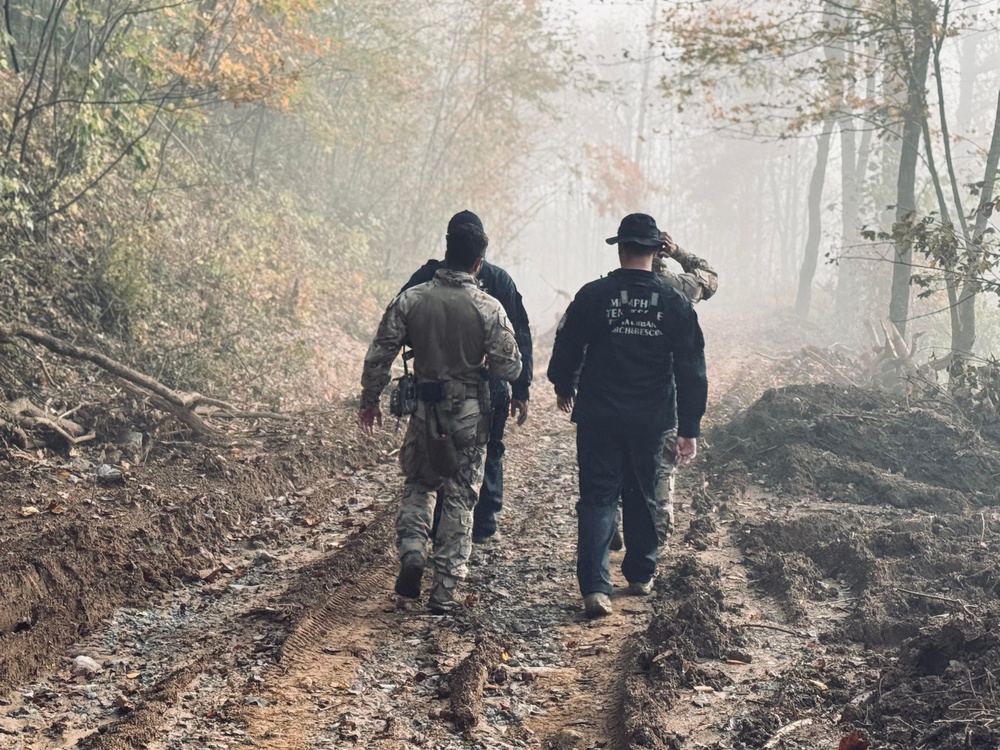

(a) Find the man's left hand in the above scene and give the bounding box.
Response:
[358,407,382,436]
[556,393,575,413]
[675,436,697,466]
[510,398,529,426]
[657,230,678,258]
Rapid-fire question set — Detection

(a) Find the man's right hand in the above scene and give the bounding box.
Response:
[556,392,575,413]
[675,436,697,466]
[358,407,382,436]
[511,398,529,426]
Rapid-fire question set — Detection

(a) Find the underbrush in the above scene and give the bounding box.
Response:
[0,169,385,410]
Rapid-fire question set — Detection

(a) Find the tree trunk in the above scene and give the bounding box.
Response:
[888,0,936,339]
[835,113,861,329]
[921,116,961,346]
[954,87,1000,355]
[633,0,659,171]
[796,119,835,318]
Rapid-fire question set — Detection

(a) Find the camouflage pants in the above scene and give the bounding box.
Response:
[655,429,678,541]
[397,408,486,596]
[617,428,677,544]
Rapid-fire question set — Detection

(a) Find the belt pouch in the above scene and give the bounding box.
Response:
[425,403,461,476]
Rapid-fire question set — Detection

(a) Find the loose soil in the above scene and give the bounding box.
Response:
[4,304,1000,750]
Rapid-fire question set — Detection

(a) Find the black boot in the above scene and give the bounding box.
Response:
[394,552,425,599]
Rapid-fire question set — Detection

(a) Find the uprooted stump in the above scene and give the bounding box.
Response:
[0,397,93,448]
[447,635,515,732]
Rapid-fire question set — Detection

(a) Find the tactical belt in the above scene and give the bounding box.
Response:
[416,382,479,403]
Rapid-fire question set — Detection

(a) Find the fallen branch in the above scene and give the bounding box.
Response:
[0,323,222,438]
[447,636,514,732]
[0,397,91,447]
[20,416,96,445]
[896,587,975,616]
[764,718,814,748]
[193,396,291,421]
[0,324,289,439]
[737,622,811,639]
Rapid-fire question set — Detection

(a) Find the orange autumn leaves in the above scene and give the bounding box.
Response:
[154,0,322,111]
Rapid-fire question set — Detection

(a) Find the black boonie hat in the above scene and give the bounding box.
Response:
[605,213,662,246]
[447,210,484,234]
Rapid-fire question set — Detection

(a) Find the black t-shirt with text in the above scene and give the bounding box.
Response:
[546,268,707,437]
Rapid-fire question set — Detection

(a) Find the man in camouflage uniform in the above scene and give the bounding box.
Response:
[358,223,521,613]
[400,210,533,545]
[610,230,718,551]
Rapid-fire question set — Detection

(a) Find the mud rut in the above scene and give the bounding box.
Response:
[4,309,1000,749]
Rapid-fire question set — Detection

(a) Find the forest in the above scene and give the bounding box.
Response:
[1,0,1000,748]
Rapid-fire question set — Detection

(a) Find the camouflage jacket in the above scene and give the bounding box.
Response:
[652,246,718,303]
[402,259,533,401]
[361,269,522,409]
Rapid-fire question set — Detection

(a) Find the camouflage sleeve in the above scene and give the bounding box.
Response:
[482,300,522,384]
[360,296,408,409]
[653,246,718,303]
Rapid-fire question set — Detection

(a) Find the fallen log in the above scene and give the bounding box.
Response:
[0,324,286,441]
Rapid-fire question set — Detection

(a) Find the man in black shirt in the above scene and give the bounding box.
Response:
[401,210,534,543]
[547,213,707,617]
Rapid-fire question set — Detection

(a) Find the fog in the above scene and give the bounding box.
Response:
[1,0,999,393]
[470,0,1000,361]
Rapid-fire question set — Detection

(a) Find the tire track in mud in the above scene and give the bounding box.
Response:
[77,667,200,750]
[0,423,402,748]
[277,510,397,670]
[0,414,390,697]
[243,509,399,749]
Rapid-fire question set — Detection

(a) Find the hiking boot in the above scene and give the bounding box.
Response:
[394,552,425,599]
[428,583,458,614]
[610,527,624,551]
[472,530,500,545]
[583,593,613,618]
[627,580,653,596]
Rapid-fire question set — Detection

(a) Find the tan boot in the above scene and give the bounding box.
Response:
[583,593,613,617]
[627,580,652,596]
[428,574,460,614]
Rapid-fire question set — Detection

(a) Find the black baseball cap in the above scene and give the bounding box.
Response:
[605,213,663,246]
[447,210,484,234]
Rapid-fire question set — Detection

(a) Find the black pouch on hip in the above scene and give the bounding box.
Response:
[425,403,461,476]
[389,350,417,418]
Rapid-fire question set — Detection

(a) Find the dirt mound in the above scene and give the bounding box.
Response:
[855,614,1000,749]
[713,383,1000,510]
[615,556,741,750]
[683,514,717,551]
[737,511,1000,646]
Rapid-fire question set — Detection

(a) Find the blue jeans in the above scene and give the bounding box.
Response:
[472,378,509,537]
[576,426,664,596]
[432,378,510,538]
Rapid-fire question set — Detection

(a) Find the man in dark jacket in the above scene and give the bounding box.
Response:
[400,210,533,544]
[547,213,707,617]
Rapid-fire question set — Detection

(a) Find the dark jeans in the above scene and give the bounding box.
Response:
[576,425,664,596]
[432,378,510,538]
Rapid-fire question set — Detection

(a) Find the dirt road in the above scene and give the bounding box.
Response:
[3,307,1000,749]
